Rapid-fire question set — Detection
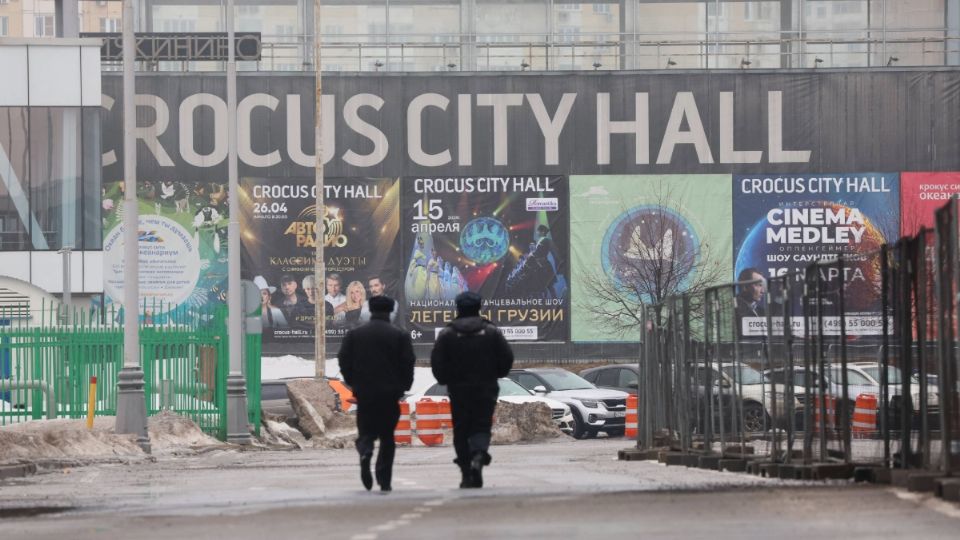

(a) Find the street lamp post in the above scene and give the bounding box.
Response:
[225,0,252,445]
[314,0,326,380]
[114,0,150,453]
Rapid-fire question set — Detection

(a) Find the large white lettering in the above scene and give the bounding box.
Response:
[657,92,713,164]
[407,93,451,167]
[342,93,388,167]
[179,93,227,167]
[596,92,649,165]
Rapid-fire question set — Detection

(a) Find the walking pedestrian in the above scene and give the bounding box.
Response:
[338,295,415,492]
[430,292,514,488]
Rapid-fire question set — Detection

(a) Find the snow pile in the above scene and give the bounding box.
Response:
[147,410,225,454]
[0,417,143,463]
[0,413,228,464]
[491,401,563,444]
[260,418,309,449]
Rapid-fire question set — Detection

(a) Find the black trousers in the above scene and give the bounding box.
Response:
[355,394,401,487]
[448,386,498,467]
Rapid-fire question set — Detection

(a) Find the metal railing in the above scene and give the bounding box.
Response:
[635,200,960,484]
[0,300,262,439]
[101,29,960,72]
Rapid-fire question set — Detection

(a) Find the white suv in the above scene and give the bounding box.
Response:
[508,368,630,439]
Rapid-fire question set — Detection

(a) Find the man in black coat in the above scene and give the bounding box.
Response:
[338,295,415,492]
[431,292,514,488]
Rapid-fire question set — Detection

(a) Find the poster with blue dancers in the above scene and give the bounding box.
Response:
[401,176,569,342]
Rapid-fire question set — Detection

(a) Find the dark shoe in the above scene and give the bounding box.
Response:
[469,452,485,488]
[459,468,472,489]
[360,454,373,491]
[380,484,392,493]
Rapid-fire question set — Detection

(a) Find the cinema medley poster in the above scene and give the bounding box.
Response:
[733,174,899,335]
[400,176,570,343]
[570,175,732,342]
[240,177,401,343]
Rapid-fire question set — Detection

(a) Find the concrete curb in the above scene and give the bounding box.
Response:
[0,463,37,481]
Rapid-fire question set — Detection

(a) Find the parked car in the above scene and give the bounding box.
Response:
[507,368,629,439]
[409,378,575,435]
[765,363,939,412]
[690,362,805,432]
[580,364,639,394]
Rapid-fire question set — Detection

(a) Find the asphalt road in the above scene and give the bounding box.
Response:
[1,439,959,539]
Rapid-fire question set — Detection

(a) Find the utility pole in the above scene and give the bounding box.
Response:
[225,0,251,445]
[115,0,150,453]
[314,0,326,380]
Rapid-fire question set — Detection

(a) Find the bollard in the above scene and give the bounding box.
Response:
[86,376,97,429]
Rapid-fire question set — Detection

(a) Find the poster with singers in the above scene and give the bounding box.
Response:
[400,176,570,343]
[732,173,900,336]
[240,177,401,343]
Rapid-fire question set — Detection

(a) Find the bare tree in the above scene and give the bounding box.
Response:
[578,179,726,338]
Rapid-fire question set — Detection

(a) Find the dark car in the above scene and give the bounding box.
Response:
[579,364,639,394]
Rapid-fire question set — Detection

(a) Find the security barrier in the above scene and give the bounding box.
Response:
[633,198,960,492]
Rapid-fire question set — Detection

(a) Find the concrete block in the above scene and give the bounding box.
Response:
[698,455,722,470]
[0,463,37,480]
[719,459,748,472]
[935,478,960,502]
[811,463,854,480]
[663,453,685,466]
[905,472,944,493]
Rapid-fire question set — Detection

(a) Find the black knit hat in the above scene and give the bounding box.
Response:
[369,295,394,313]
[455,291,482,317]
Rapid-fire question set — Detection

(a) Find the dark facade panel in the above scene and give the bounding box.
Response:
[100,69,960,182]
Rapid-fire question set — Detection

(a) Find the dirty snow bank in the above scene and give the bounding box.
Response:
[492,401,564,444]
[0,413,226,464]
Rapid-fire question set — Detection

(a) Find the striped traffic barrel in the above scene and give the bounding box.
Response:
[395,401,412,445]
[851,393,878,437]
[416,399,445,446]
[625,394,638,439]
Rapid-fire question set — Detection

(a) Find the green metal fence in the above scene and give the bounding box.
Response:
[0,300,262,440]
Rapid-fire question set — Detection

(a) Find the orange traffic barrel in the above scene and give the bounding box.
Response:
[814,395,837,431]
[625,394,638,439]
[416,399,445,446]
[852,393,878,437]
[395,401,412,445]
[438,400,453,430]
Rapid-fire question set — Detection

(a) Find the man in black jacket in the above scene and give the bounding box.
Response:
[431,292,514,488]
[338,295,415,492]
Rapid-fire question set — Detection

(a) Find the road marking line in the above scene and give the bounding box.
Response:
[79,471,101,484]
[423,499,445,506]
[413,507,431,512]
[400,513,421,519]
[371,523,397,532]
